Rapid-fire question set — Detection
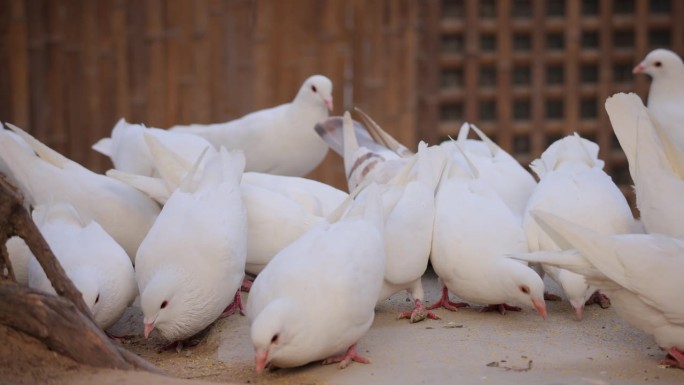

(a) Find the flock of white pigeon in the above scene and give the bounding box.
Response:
[1,48,683,374]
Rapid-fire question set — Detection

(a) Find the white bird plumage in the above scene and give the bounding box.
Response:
[136,147,248,343]
[605,93,684,238]
[518,210,684,369]
[93,118,214,177]
[441,123,537,218]
[27,202,137,330]
[429,151,547,318]
[170,75,334,177]
[247,181,386,373]
[523,133,635,319]
[0,124,161,262]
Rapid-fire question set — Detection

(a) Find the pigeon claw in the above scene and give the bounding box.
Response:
[660,348,684,369]
[221,289,245,318]
[397,299,440,323]
[322,343,370,369]
[426,287,469,312]
[585,290,611,309]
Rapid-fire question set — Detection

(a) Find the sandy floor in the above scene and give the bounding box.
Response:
[3,268,684,385]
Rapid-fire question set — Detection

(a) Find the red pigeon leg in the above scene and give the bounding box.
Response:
[660,347,684,369]
[221,289,244,317]
[322,343,371,369]
[426,286,470,312]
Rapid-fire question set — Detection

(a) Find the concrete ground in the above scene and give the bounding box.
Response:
[12,268,684,385]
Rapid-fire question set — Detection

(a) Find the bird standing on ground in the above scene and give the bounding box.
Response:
[247,179,386,374]
[27,202,137,331]
[136,147,248,350]
[523,134,635,320]
[429,151,547,319]
[171,75,334,177]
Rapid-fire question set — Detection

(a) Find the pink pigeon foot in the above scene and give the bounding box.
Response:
[585,290,611,309]
[480,303,522,315]
[426,287,469,312]
[240,278,253,292]
[660,347,684,369]
[322,343,370,369]
[221,289,244,317]
[544,291,563,301]
[397,299,441,323]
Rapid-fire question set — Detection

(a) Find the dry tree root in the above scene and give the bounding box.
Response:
[0,174,163,374]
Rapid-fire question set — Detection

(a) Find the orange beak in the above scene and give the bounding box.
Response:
[324,98,334,112]
[144,322,155,339]
[255,348,269,375]
[632,63,646,74]
[532,298,547,320]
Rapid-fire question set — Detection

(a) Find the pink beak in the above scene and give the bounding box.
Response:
[632,63,646,74]
[574,305,584,321]
[255,348,269,375]
[324,98,334,112]
[144,322,155,339]
[532,298,547,320]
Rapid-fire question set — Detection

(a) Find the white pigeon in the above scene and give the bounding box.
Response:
[136,147,248,347]
[518,210,684,369]
[320,112,443,322]
[440,123,537,219]
[170,75,334,177]
[92,118,215,177]
[26,202,137,330]
[633,49,684,154]
[371,142,446,323]
[429,153,547,318]
[0,124,161,262]
[523,133,635,319]
[605,93,684,238]
[247,183,386,373]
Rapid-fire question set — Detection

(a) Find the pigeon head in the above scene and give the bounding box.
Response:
[633,49,684,81]
[139,268,184,340]
[498,259,547,320]
[297,75,334,113]
[250,298,300,374]
[555,268,594,321]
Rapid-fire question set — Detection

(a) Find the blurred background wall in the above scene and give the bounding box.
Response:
[0,0,682,209]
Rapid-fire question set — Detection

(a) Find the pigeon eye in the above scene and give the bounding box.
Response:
[160,300,168,309]
[654,61,662,68]
[520,285,530,294]
[95,294,100,304]
[310,85,317,93]
[271,334,279,344]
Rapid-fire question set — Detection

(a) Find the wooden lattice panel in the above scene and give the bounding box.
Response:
[418,0,684,212]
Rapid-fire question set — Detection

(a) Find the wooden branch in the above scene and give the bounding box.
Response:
[0,174,165,374]
[0,175,91,317]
